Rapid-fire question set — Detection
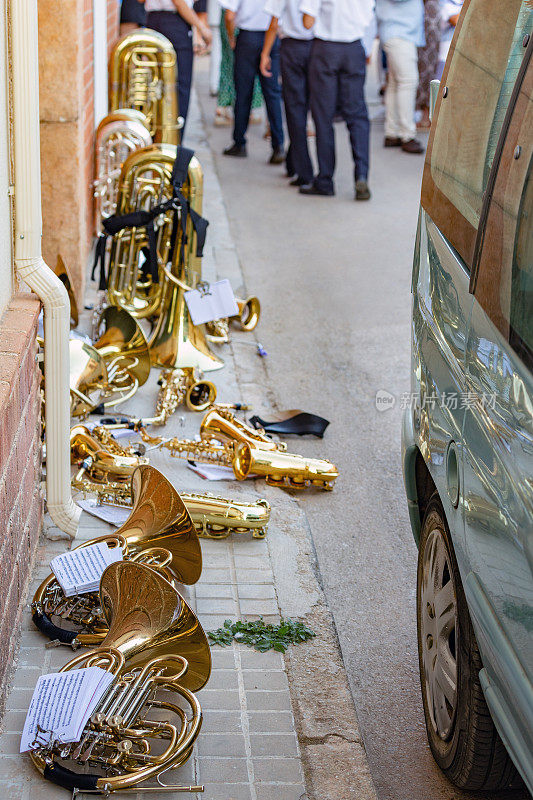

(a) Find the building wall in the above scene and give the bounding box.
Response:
[38,0,119,302]
[0,294,43,708]
[0,2,13,317]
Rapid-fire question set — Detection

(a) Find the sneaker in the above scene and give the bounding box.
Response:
[355,180,371,201]
[401,138,424,154]
[269,147,285,165]
[223,144,247,157]
[384,136,402,148]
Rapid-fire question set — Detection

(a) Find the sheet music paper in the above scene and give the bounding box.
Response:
[20,667,113,752]
[76,498,130,527]
[185,279,239,325]
[50,541,123,597]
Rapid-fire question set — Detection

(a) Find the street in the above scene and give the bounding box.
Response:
[194,60,479,800]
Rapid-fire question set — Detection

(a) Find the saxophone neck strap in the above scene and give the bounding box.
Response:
[249,411,330,438]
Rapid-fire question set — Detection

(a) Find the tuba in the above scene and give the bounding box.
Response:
[29,561,209,794]
[94,109,153,233]
[70,307,151,416]
[108,29,181,144]
[33,464,203,647]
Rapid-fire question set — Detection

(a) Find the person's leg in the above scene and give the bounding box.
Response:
[338,39,370,183]
[281,39,313,183]
[232,30,257,147]
[258,37,284,151]
[384,37,418,142]
[382,39,400,140]
[308,39,339,194]
[146,12,194,133]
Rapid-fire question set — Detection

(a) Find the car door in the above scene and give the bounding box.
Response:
[461,50,533,786]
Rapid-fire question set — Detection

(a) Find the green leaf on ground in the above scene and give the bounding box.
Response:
[207,617,316,652]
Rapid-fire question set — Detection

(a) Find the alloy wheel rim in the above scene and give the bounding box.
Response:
[420,526,458,740]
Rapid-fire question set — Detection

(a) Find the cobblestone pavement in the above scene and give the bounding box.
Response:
[0,83,377,800]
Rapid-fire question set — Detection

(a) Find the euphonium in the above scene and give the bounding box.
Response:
[108,29,181,144]
[33,465,203,646]
[70,307,151,416]
[200,405,286,451]
[233,442,339,490]
[30,561,209,795]
[94,109,152,232]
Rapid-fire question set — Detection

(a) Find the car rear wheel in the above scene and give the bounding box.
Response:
[417,494,522,792]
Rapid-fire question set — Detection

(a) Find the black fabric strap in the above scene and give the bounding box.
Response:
[44,764,99,791]
[171,145,195,188]
[32,612,79,644]
[249,412,330,439]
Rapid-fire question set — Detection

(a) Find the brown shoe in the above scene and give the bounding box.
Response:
[384,136,402,148]
[401,138,424,154]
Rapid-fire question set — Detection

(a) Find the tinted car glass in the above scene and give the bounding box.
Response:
[474,61,533,370]
[421,0,532,269]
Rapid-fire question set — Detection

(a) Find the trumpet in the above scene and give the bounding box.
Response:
[70,307,151,417]
[33,464,203,647]
[30,560,209,795]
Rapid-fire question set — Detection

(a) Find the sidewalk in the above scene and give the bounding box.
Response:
[0,85,377,800]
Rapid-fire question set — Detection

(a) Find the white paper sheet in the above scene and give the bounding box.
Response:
[20,667,113,752]
[76,498,130,527]
[50,541,123,596]
[185,279,238,325]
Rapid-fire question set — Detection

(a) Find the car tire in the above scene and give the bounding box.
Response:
[417,493,522,792]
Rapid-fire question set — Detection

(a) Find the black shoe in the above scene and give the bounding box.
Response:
[223,144,247,157]
[299,183,334,197]
[384,136,402,148]
[289,176,311,187]
[269,147,285,165]
[401,138,424,154]
[355,180,371,201]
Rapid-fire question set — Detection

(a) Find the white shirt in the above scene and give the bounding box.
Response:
[145,0,193,11]
[298,0,374,42]
[220,0,272,30]
[264,0,313,39]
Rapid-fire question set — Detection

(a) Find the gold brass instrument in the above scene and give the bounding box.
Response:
[70,424,148,496]
[234,296,261,331]
[33,464,203,648]
[151,368,217,418]
[108,29,181,144]
[94,109,153,232]
[70,307,151,416]
[182,492,270,539]
[233,442,338,490]
[30,561,210,794]
[199,405,285,451]
[55,255,78,328]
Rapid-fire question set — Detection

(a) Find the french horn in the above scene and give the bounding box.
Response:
[108,28,182,144]
[70,306,151,416]
[33,464,203,647]
[94,108,153,232]
[29,561,209,794]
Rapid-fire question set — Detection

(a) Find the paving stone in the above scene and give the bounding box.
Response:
[5,687,35,710]
[200,550,231,567]
[200,568,234,584]
[234,555,272,570]
[239,649,284,669]
[246,690,293,712]
[195,583,236,599]
[204,668,239,692]
[196,598,239,616]
[240,598,279,617]
[210,648,236,669]
[0,733,23,755]
[235,568,273,584]
[202,710,242,734]
[250,733,300,757]
[243,670,289,691]
[253,758,304,784]
[197,733,247,758]
[248,711,296,733]
[200,690,241,710]
[198,614,236,632]
[197,757,250,783]
[255,784,307,800]
[1,709,26,732]
[196,783,252,800]
[237,583,277,600]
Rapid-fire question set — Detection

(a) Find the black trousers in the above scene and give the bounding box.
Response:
[146,11,194,131]
[233,30,284,150]
[280,38,313,183]
[308,38,370,192]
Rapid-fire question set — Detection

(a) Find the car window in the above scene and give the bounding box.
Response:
[474,63,533,371]
[421,0,532,270]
